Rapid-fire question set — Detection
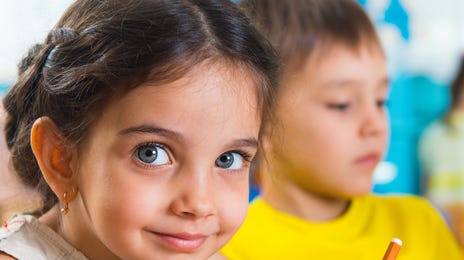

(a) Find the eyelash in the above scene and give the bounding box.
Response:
[134,141,167,153]
[327,99,389,111]
[229,150,254,163]
[327,103,349,111]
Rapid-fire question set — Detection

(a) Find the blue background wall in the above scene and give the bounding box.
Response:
[373,76,449,195]
[360,0,452,195]
[0,84,8,96]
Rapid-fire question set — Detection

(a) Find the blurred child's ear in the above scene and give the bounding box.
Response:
[30,117,78,201]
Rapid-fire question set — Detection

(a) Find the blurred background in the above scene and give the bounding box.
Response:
[1,0,463,196]
[0,0,74,95]
[360,0,464,195]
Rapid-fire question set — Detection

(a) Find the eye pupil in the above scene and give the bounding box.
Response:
[216,152,234,168]
[138,146,158,163]
[220,154,230,162]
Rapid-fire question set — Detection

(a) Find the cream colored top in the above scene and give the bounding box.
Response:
[0,214,87,260]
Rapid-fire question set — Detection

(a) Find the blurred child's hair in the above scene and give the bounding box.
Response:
[239,0,382,74]
[3,0,278,215]
[444,56,464,127]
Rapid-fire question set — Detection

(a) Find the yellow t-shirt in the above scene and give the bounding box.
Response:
[221,195,463,259]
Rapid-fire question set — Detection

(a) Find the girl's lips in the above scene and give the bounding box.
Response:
[150,231,208,252]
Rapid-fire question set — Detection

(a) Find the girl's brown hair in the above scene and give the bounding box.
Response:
[3,0,278,215]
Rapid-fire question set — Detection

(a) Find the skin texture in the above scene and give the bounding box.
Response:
[261,44,389,221]
[31,61,261,260]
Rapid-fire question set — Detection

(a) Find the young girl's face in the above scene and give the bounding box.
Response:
[269,43,389,199]
[65,62,260,259]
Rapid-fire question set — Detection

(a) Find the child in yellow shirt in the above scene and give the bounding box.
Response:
[221,0,463,259]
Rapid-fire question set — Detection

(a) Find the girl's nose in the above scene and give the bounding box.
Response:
[169,169,216,219]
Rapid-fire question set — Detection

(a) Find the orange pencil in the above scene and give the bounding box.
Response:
[383,238,402,260]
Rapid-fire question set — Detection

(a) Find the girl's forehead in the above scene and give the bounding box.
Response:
[107,61,260,116]
[82,63,261,152]
[133,60,258,100]
[78,60,263,150]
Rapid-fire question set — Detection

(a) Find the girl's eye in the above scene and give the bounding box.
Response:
[327,103,350,111]
[136,144,170,165]
[215,152,244,170]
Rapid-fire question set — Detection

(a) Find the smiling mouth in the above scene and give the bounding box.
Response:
[149,231,208,252]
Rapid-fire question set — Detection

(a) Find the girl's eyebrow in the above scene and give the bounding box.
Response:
[118,124,183,142]
[118,124,258,149]
[226,138,259,150]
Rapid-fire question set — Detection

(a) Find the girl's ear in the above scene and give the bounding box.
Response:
[30,117,78,201]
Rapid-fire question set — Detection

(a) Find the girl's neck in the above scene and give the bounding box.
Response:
[260,170,350,222]
[39,206,61,232]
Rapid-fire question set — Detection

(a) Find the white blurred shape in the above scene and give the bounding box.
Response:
[365,0,391,20]
[373,161,398,185]
[400,0,464,83]
[377,23,406,77]
[0,0,74,83]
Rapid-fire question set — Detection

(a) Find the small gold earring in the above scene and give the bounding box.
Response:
[60,192,69,215]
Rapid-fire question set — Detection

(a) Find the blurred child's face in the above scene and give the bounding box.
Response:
[269,43,389,199]
[66,62,260,259]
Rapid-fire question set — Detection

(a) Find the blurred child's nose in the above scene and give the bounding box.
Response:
[359,102,388,138]
[170,167,216,219]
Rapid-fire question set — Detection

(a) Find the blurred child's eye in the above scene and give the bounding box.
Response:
[327,103,350,111]
[136,144,170,165]
[377,99,389,108]
[215,151,246,170]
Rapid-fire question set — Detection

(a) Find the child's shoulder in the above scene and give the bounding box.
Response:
[367,193,431,206]
[364,194,463,258]
[357,195,449,241]
[0,214,87,260]
[0,214,30,239]
[365,194,440,217]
